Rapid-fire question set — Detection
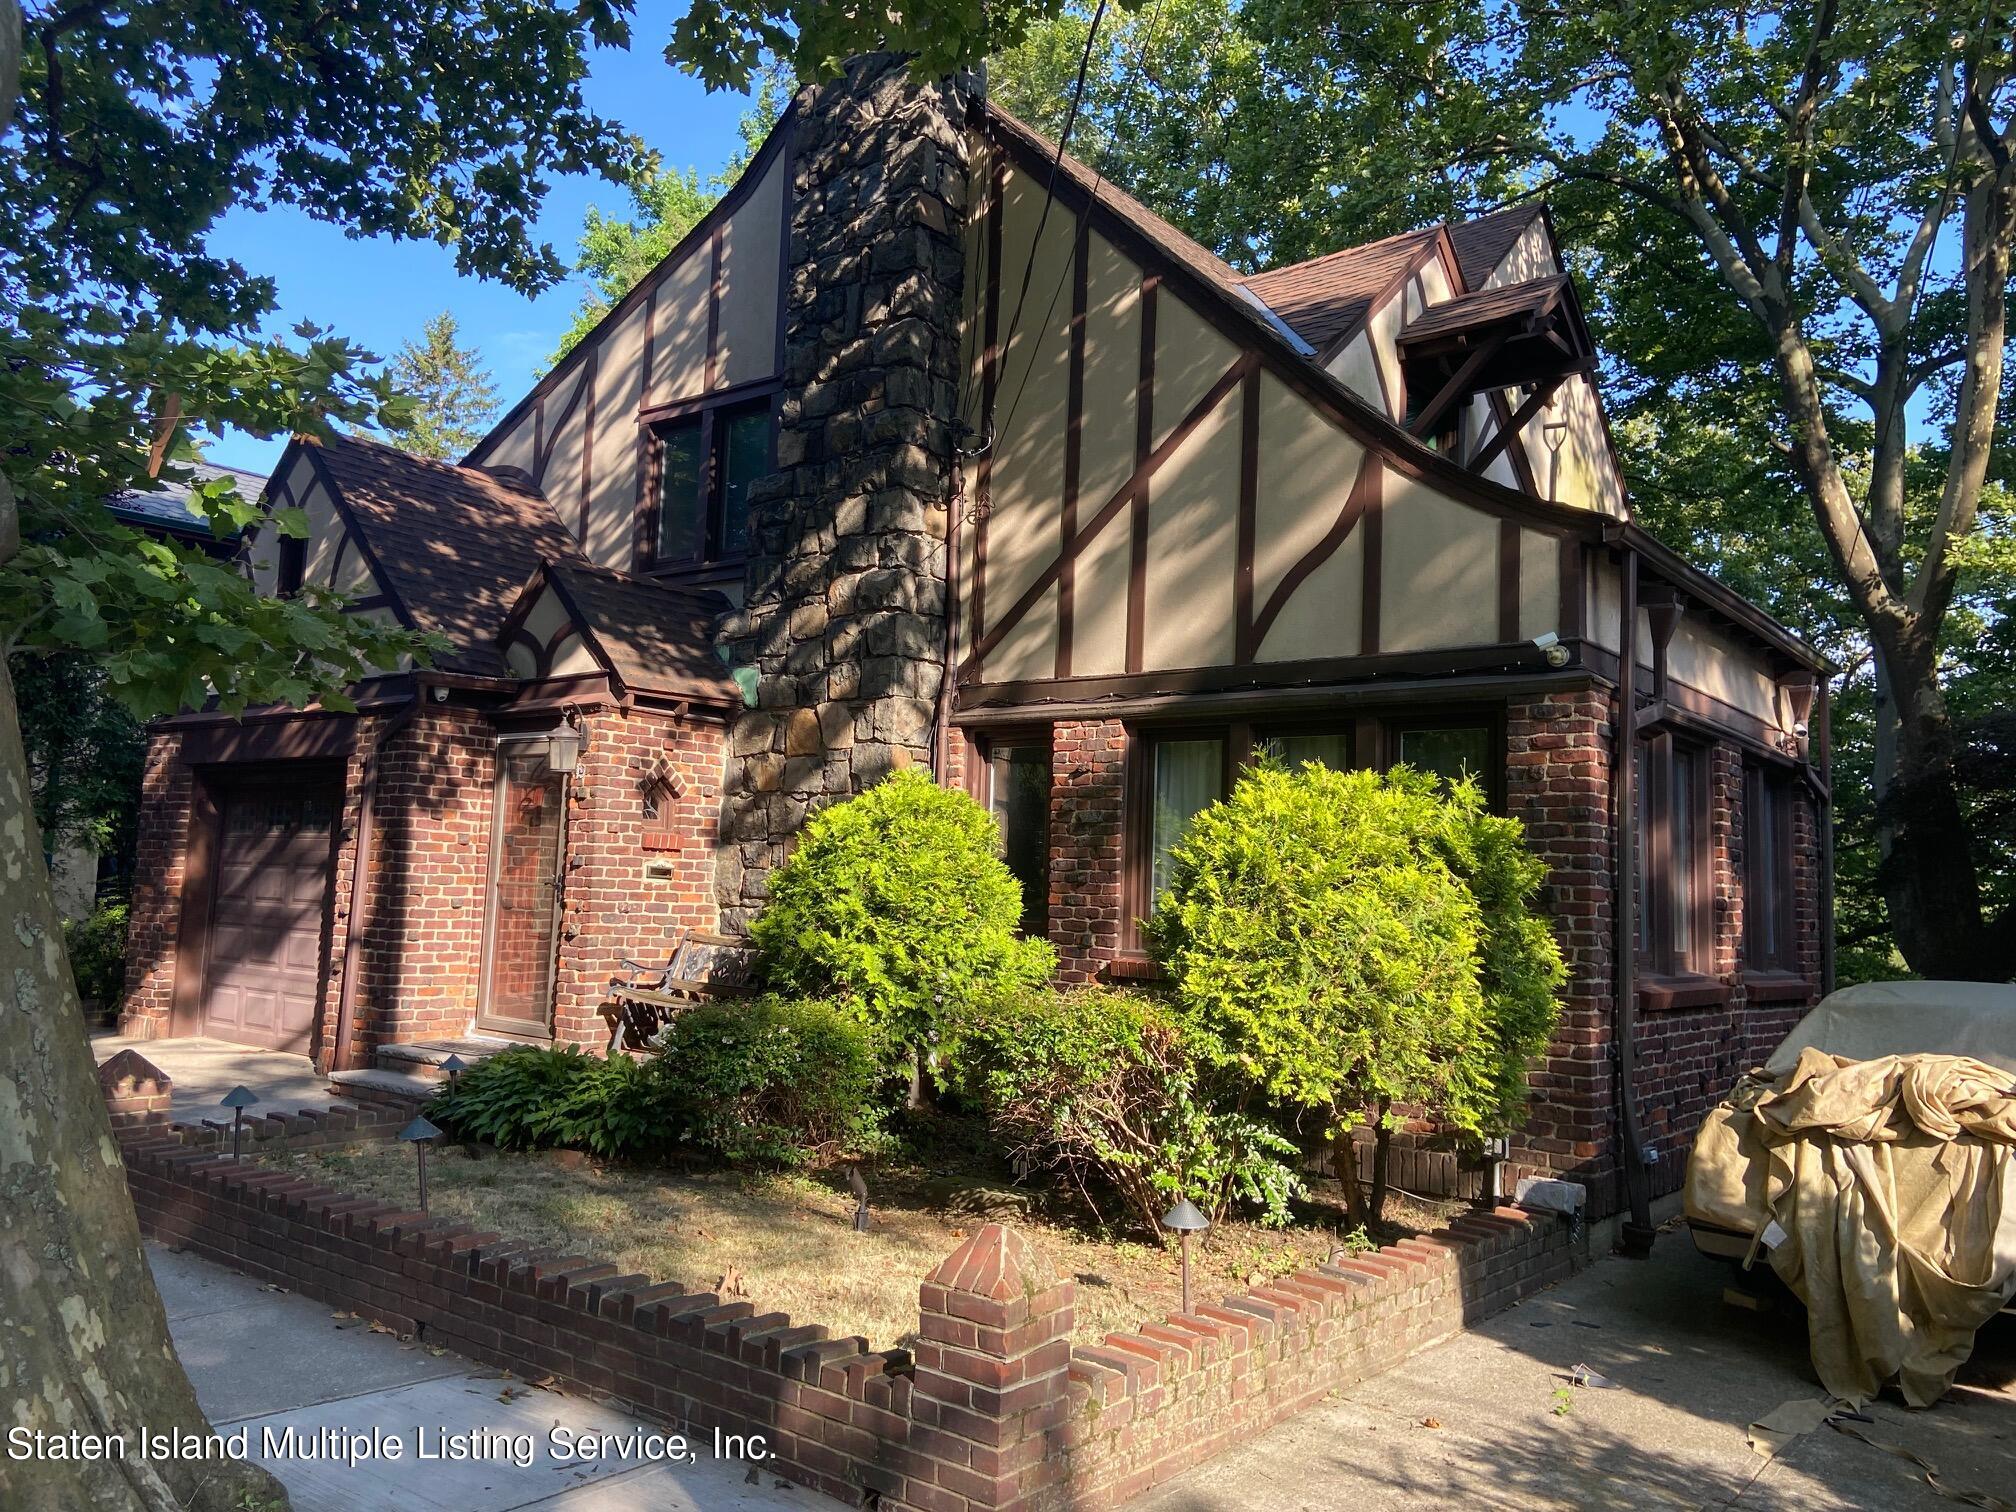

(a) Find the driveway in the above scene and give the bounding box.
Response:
[1139,1224,2014,1511]
[153,1243,838,1512]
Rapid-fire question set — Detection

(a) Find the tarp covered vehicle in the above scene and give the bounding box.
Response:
[1684,981,2016,1406]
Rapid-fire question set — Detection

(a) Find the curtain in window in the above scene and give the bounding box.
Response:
[1151,738,1223,902]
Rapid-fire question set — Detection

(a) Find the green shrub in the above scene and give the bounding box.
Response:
[1147,762,1508,1221]
[943,987,1301,1234]
[751,770,1054,1057]
[429,1045,671,1158]
[653,997,881,1166]
[64,901,128,1006]
[1426,782,1568,1134]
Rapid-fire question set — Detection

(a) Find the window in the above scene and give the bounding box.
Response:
[1745,765,1797,973]
[1148,736,1226,903]
[1397,724,1493,789]
[988,743,1051,934]
[651,399,772,568]
[1257,729,1351,771]
[275,534,306,598]
[1636,731,1710,979]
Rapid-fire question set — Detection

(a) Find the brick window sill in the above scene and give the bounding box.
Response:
[1102,953,1166,985]
[1637,974,1729,1011]
[1742,971,1815,1005]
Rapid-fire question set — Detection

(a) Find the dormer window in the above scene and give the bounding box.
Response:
[648,396,773,570]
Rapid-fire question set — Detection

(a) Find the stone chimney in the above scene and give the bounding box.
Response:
[715,54,975,927]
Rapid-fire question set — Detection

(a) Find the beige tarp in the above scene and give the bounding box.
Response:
[1686,1048,2016,1407]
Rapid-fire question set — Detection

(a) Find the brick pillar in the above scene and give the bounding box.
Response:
[1504,687,1618,1214]
[913,1224,1075,1510]
[119,729,192,1037]
[714,54,976,930]
[1049,720,1127,983]
[97,1049,171,1130]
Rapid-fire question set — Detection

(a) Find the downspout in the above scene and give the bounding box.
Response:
[329,693,418,1072]
[933,476,965,787]
[1611,540,1655,1252]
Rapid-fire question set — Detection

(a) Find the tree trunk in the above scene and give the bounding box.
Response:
[1331,1135,1369,1229]
[1368,1103,1393,1225]
[1875,642,2013,981]
[0,471,290,1511]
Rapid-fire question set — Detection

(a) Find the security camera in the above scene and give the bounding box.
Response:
[431,685,449,703]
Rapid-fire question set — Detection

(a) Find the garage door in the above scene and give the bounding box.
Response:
[200,785,338,1052]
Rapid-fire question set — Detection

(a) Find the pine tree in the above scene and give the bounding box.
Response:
[385,311,499,461]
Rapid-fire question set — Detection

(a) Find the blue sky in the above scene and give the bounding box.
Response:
[203,9,756,478]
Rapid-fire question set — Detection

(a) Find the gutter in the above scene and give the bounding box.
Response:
[328,695,417,1073]
[1608,534,1656,1253]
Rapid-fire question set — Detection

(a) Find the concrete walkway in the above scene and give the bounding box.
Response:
[1138,1227,2014,1511]
[95,1033,355,1118]
[153,1243,837,1511]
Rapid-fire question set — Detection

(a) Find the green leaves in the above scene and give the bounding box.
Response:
[1147,761,1564,1159]
[750,770,1056,1056]
[382,312,500,461]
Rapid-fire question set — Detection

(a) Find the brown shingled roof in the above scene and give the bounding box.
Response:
[305,431,584,676]
[539,560,740,706]
[1446,203,1548,290]
[1238,226,1441,354]
[1235,205,1552,356]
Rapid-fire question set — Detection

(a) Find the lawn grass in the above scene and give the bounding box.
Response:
[259,1140,1465,1352]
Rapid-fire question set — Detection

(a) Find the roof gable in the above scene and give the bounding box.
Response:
[302,431,584,675]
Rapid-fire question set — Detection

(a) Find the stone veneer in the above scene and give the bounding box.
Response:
[714,54,976,929]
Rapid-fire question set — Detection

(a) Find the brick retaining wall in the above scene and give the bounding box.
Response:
[122,1138,1585,1510]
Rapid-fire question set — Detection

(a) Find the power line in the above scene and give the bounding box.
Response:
[989,0,1170,455]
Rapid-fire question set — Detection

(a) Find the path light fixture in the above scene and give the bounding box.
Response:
[400,1113,442,1213]
[1161,1199,1211,1315]
[438,1053,466,1089]
[220,1085,259,1160]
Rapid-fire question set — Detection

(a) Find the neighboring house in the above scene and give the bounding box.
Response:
[120,58,1830,1218]
[45,461,263,921]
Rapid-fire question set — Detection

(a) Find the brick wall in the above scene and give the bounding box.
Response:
[1504,687,1824,1214]
[1048,719,1127,984]
[119,730,194,1037]
[1503,689,1619,1205]
[120,1141,1585,1512]
[344,705,495,1058]
[118,699,733,1061]
[552,705,727,1046]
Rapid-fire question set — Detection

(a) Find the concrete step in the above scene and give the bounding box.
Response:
[374,1037,519,1083]
[327,1066,440,1112]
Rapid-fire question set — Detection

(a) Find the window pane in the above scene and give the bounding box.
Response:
[717,407,771,558]
[990,746,1051,934]
[1672,744,1701,969]
[1261,732,1351,771]
[1151,738,1223,902]
[1634,744,1652,960]
[1398,726,1492,788]
[656,420,704,562]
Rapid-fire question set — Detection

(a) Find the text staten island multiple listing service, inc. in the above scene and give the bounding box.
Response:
[6,1422,772,1472]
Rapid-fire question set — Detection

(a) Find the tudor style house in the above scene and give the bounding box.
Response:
[119,57,1831,1218]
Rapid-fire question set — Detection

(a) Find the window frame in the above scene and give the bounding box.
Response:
[1119,707,1508,952]
[1635,728,1714,992]
[979,730,1054,937]
[1744,762,1801,980]
[274,533,306,598]
[636,381,780,578]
